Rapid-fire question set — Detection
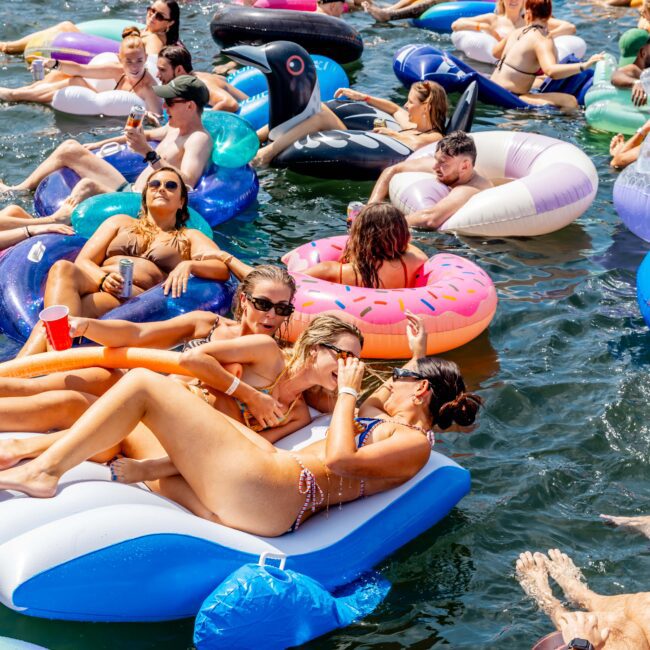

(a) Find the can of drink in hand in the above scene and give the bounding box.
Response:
[346,201,364,228]
[31,59,45,82]
[373,118,387,129]
[119,259,134,299]
[126,105,146,129]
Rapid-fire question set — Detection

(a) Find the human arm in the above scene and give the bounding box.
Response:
[68,311,216,349]
[178,335,285,429]
[452,14,500,39]
[302,261,343,282]
[258,398,312,443]
[611,65,646,105]
[547,16,576,37]
[492,33,510,60]
[126,128,213,188]
[325,357,429,479]
[0,223,73,250]
[610,122,649,168]
[368,158,435,203]
[333,87,402,115]
[536,41,604,79]
[83,125,166,151]
[162,231,230,298]
[214,250,255,280]
[406,185,480,230]
[558,612,610,649]
[41,57,121,79]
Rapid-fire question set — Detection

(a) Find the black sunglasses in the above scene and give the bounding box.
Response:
[321,342,359,361]
[245,293,295,317]
[392,367,431,386]
[147,6,172,21]
[147,179,179,191]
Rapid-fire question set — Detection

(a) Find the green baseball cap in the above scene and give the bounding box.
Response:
[154,74,210,108]
[619,28,650,66]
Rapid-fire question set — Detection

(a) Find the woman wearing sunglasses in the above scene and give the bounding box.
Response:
[0,313,481,536]
[0,28,161,115]
[18,167,229,357]
[0,1,182,57]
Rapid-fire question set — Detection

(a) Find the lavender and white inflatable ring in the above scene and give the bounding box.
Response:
[389,131,598,237]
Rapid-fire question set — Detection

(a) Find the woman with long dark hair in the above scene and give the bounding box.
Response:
[19,167,228,356]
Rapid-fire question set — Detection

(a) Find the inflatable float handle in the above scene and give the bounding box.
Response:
[258,551,287,570]
[98,142,126,158]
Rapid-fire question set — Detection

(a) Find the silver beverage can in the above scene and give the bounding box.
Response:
[32,59,45,82]
[119,259,134,299]
[126,105,146,129]
[346,201,364,227]
[373,118,387,129]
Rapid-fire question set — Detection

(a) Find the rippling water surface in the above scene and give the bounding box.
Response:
[1,0,649,647]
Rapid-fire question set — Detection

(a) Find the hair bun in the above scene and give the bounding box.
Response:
[122,26,142,39]
[437,391,483,429]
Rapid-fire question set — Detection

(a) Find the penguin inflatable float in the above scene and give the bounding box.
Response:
[224,42,478,180]
[211,6,363,64]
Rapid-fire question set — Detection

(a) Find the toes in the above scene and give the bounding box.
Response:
[533,552,547,570]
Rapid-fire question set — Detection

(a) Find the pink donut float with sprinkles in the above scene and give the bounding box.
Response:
[281,235,498,359]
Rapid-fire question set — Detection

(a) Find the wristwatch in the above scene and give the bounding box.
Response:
[568,639,594,650]
[143,150,161,166]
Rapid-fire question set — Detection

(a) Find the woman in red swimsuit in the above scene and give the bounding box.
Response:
[303,203,429,288]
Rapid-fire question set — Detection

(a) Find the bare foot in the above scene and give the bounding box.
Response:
[109,457,157,483]
[515,551,556,611]
[546,549,592,607]
[0,461,58,498]
[0,438,27,471]
[49,197,76,224]
[363,1,391,21]
[0,87,14,102]
[609,133,625,156]
[600,514,650,538]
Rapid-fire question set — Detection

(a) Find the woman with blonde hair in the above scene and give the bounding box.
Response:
[0,27,161,115]
[19,167,229,356]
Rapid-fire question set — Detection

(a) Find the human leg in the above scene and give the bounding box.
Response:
[0,140,126,193]
[545,549,603,610]
[600,514,650,538]
[0,368,122,398]
[516,551,569,628]
[0,22,79,55]
[0,77,75,104]
[517,92,579,111]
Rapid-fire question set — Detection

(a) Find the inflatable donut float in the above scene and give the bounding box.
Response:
[614,161,650,241]
[389,131,598,237]
[282,235,497,359]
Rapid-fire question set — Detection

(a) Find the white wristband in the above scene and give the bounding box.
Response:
[338,386,359,399]
[225,376,240,396]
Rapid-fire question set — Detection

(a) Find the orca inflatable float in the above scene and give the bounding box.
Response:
[210,6,363,64]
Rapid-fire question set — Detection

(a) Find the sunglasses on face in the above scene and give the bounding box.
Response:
[147,6,172,21]
[392,367,431,386]
[245,293,295,317]
[321,342,359,361]
[164,98,188,107]
[147,179,179,191]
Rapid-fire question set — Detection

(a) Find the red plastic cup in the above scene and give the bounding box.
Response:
[39,305,72,351]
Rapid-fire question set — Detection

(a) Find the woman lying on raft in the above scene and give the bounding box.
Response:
[0,0,182,57]
[0,315,481,536]
[0,28,161,115]
[0,315,365,518]
[451,0,575,41]
[19,167,229,357]
[253,81,447,166]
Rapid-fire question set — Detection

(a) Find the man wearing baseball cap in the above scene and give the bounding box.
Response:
[0,75,213,210]
[612,29,650,106]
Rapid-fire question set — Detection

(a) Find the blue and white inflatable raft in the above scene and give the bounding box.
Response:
[0,416,469,622]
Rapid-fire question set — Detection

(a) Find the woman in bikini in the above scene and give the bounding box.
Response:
[302,203,428,288]
[489,0,602,109]
[253,80,447,167]
[18,167,229,357]
[0,27,161,115]
[0,313,481,536]
[451,0,575,41]
[0,1,182,58]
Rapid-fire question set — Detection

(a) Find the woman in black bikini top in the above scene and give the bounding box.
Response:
[496,23,547,77]
[304,203,429,289]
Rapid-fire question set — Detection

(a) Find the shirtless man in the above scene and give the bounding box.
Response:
[490,0,603,109]
[367,130,492,230]
[516,549,650,649]
[0,75,212,221]
[611,29,650,106]
[156,45,247,112]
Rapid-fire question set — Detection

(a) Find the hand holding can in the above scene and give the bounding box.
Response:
[125,105,146,130]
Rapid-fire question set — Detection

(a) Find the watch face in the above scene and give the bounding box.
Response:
[569,640,592,650]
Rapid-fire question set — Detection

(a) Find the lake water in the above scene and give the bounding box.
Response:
[1,0,649,647]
